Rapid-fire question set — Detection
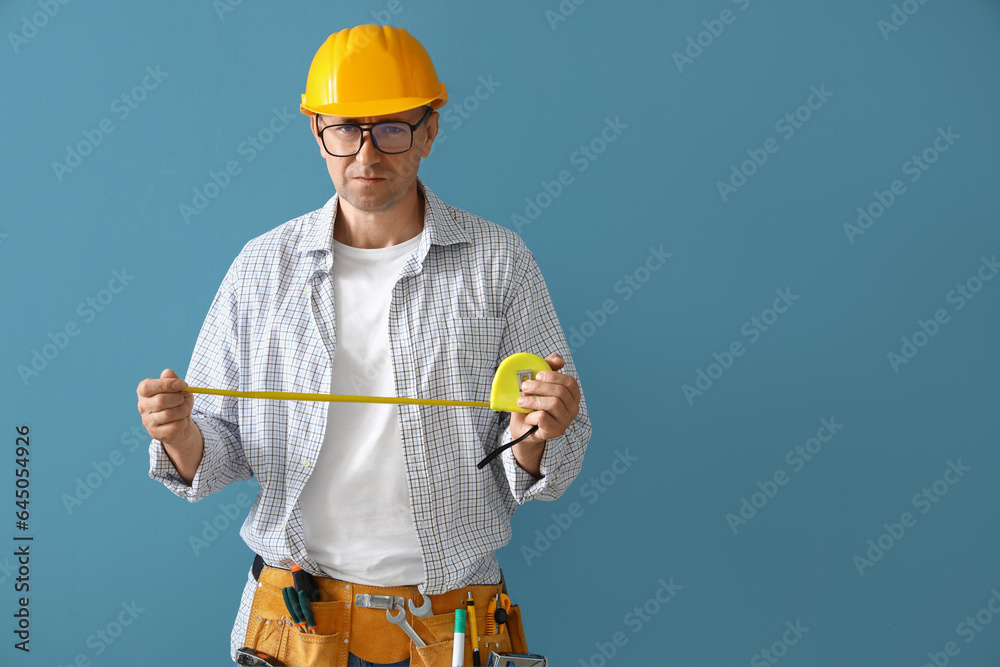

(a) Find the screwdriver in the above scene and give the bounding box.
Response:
[282,586,307,633]
[298,589,317,634]
[290,563,318,633]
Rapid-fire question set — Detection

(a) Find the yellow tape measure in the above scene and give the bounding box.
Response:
[181,352,552,414]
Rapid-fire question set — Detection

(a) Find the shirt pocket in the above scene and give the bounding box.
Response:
[451,317,505,401]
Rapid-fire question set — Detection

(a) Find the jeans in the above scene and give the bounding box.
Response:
[347,652,410,667]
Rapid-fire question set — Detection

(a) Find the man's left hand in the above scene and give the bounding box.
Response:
[509,353,581,473]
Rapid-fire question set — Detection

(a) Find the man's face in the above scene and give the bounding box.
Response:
[310,106,438,214]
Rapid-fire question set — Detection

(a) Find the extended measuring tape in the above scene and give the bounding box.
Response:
[181,352,552,468]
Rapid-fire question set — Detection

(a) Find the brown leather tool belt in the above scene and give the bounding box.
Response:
[242,554,528,667]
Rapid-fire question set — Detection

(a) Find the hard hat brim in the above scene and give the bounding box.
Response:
[299,92,448,118]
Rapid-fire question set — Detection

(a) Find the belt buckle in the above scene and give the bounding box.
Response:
[354,594,406,611]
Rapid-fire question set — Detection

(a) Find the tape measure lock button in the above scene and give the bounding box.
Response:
[515,370,534,395]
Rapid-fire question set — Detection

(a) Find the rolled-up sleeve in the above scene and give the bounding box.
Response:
[497,246,590,504]
[148,253,253,502]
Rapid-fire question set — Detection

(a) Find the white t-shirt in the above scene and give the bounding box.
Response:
[297,228,426,586]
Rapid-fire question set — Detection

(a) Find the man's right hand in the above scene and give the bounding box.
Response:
[137,368,204,485]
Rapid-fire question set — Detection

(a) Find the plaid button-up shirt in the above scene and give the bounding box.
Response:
[148,179,590,654]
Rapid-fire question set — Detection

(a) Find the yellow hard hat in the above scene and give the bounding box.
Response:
[300,25,448,118]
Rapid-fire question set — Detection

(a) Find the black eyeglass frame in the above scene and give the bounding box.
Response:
[315,108,433,157]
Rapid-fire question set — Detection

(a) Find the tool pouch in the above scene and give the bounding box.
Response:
[244,576,349,667]
[405,602,529,666]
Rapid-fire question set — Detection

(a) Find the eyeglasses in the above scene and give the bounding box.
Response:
[316,108,432,157]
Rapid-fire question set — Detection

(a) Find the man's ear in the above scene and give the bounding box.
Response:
[311,114,327,156]
[419,110,439,158]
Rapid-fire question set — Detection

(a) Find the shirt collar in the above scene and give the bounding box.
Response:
[296,177,470,256]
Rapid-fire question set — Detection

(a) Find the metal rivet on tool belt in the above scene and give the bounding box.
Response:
[256,616,261,621]
[277,620,283,626]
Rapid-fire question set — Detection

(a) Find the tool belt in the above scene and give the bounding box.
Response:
[242,554,528,667]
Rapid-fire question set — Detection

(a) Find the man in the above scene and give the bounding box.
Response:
[138,25,590,666]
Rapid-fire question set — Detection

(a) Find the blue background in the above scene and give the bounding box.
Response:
[2,0,999,665]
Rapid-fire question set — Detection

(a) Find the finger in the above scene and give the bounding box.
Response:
[522,406,565,440]
[544,353,565,370]
[509,404,545,433]
[144,391,187,413]
[137,375,185,397]
[507,409,527,432]
[162,368,190,390]
[146,405,191,428]
[517,394,571,425]
[523,374,580,403]
[519,380,580,422]
[527,372,570,388]
[138,391,189,420]
[519,378,564,398]
[149,419,191,441]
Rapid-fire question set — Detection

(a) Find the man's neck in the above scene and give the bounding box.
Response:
[333,182,425,249]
